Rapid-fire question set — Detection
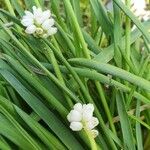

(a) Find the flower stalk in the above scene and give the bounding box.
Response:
[84,127,98,150]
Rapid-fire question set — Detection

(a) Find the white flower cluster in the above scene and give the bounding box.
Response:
[67,103,99,138]
[21,6,57,38]
[106,0,150,21]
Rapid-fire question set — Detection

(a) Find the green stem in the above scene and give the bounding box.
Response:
[4,0,21,32]
[46,40,93,104]
[95,81,116,135]
[51,0,68,32]
[51,37,75,107]
[125,0,131,70]
[135,97,143,150]
[4,0,15,16]
[55,22,75,56]
[84,128,98,150]
[126,55,150,109]
[34,0,41,7]
[144,133,150,149]
[44,63,150,104]
[63,0,90,59]
[44,45,73,108]
[124,0,131,106]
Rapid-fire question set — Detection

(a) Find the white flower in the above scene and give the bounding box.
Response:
[21,6,57,38]
[67,103,99,138]
[106,0,149,21]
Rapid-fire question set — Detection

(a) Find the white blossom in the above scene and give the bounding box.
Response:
[21,6,57,38]
[67,103,99,138]
[106,0,150,21]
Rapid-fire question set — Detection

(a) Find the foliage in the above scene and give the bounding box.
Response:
[0,0,150,149]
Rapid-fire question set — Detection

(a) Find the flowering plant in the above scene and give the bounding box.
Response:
[0,0,149,150]
[67,103,99,138]
[21,6,57,38]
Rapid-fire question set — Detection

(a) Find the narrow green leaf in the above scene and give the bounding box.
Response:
[69,58,150,92]
[15,106,66,150]
[0,69,84,150]
[116,92,135,150]
[90,0,113,37]
[113,0,150,42]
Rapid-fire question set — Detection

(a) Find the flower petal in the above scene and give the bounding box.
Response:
[25,25,36,34]
[33,6,42,17]
[42,19,55,30]
[86,117,99,130]
[32,6,37,12]
[70,122,83,131]
[25,11,34,18]
[73,103,83,113]
[47,27,57,36]
[83,104,94,113]
[21,18,33,27]
[67,110,82,122]
[82,104,94,121]
[42,10,51,22]
[33,6,43,24]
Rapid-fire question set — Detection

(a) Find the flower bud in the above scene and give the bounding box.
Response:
[91,129,99,138]
[36,27,43,35]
